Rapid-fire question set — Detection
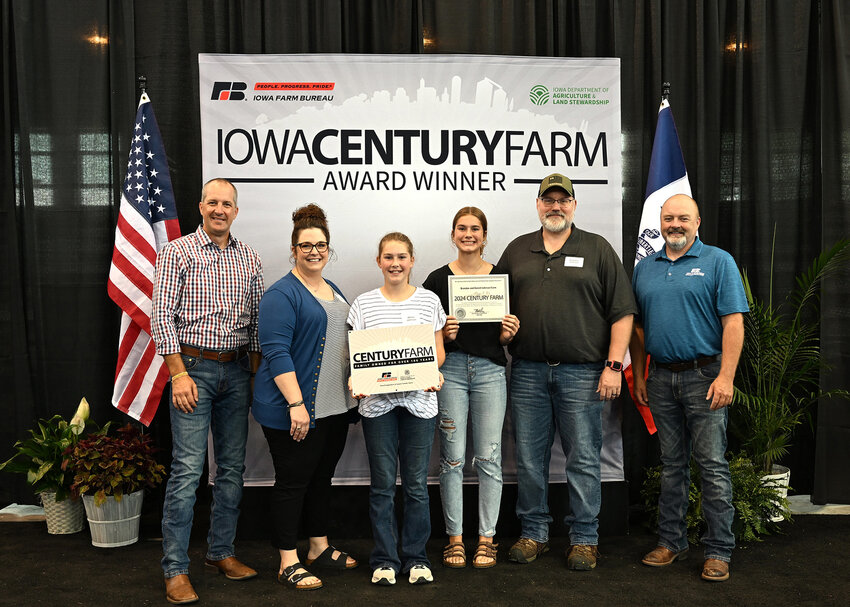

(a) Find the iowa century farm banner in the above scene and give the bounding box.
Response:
[199,54,623,485]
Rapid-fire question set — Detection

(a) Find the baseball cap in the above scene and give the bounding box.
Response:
[537,173,574,198]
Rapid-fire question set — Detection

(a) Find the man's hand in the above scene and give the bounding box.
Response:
[706,376,735,410]
[632,375,649,407]
[596,367,622,401]
[172,375,199,413]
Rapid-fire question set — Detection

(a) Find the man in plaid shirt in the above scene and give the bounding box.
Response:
[152,178,264,605]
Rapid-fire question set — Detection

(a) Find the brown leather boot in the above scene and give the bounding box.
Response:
[165,574,198,605]
[641,546,689,567]
[204,556,258,580]
[701,558,730,582]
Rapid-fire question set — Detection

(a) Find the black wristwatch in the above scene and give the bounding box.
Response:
[605,360,623,372]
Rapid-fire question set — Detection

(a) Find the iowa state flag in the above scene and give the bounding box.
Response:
[626,98,692,433]
[635,98,692,264]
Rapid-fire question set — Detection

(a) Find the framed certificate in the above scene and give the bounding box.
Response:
[447,274,509,322]
[349,323,440,395]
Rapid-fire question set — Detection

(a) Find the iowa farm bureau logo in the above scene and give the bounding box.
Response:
[211,82,247,101]
[529,84,550,105]
[211,80,336,102]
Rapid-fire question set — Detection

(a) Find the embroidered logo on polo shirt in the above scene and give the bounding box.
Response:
[685,268,705,277]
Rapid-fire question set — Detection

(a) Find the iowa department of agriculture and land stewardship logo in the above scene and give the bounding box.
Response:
[529,84,550,105]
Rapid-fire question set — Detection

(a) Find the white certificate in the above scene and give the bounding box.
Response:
[349,324,440,395]
[447,274,510,323]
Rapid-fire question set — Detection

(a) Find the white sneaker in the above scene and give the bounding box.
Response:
[371,567,396,586]
[408,564,434,584]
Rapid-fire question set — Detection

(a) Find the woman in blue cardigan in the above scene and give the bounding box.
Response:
[253,204,357,591]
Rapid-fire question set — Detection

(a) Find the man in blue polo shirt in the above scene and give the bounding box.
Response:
[630,194,748,583]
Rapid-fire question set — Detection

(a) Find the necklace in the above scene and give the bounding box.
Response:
[294,268,324,292]
[453,258,486,275]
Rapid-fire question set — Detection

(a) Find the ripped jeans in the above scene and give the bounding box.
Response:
[437,351,507,537]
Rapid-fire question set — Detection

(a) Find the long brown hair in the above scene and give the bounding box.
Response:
[452,206,488,255]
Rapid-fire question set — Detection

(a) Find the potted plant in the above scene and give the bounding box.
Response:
[0,398,91,534]
[63,423,166,547]
[641,452,789,545]
[732,237,850,520]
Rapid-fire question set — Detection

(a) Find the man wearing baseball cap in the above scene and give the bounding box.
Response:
[497,173,635,570]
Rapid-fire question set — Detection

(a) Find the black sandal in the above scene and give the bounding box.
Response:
[277,562,323,590]
[305,546,358,570]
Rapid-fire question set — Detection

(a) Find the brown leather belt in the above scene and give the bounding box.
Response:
[655,355,721,373]
[179,345,247,362]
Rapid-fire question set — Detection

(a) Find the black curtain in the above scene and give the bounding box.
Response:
[2,0,848,505]
[814,0,850,505]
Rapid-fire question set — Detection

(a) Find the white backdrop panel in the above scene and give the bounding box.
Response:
[198,54,624,485]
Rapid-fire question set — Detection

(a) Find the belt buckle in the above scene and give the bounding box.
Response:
[547,360,560,367]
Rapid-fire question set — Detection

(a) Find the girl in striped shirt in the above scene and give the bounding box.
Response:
[347,232,446,587]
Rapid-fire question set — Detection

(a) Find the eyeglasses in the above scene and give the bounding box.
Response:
[295,241,329,254]
[538,197,574,207]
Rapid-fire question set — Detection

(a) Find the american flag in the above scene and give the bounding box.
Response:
[107,93,181,426]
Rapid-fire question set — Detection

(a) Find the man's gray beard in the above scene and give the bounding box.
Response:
[542,214,570,233]
[665,233,687,251]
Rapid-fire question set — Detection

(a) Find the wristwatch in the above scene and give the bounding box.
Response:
[605,360,623,372]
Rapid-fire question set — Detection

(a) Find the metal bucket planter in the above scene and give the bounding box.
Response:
[762,465,791,523]
[40,491,85,534]
[82,490,144,547]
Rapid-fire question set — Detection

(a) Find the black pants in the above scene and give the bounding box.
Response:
[261,412,350,550]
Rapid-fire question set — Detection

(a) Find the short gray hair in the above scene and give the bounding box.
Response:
[201,178,238,205]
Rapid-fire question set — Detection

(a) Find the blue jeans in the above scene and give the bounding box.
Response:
[510,359,604,545]
[646,360,734,561]
[161,352,251,577]
[361,407,437,573]
[438,351,506,537]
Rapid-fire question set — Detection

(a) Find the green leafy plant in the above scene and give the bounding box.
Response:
[0,398,91,501]
[641,453,789,545]
[733,236,850,473]
[63,423,166,507]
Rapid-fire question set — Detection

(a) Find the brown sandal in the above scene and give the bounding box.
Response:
[442,542,466,568]
[472,541,498,569]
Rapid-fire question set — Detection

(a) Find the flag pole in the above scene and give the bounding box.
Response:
[138,75,147,95]
[662,81,670,101]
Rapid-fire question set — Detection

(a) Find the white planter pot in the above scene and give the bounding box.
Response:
[40,492,84,534]
[761,465,791,523]
[82,490,144,547]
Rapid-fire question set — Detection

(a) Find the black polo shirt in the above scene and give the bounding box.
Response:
[497,225,636,364]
